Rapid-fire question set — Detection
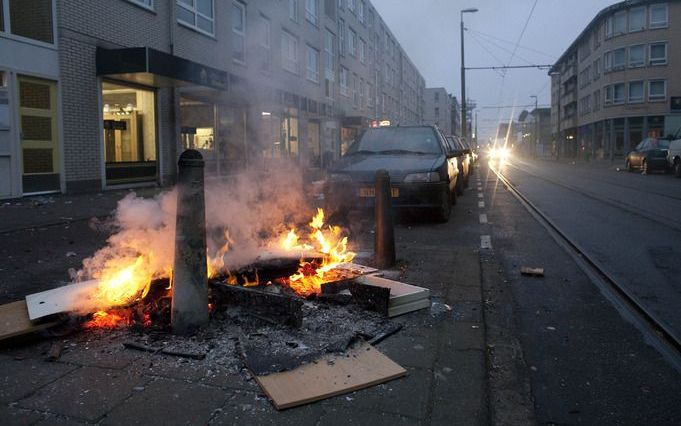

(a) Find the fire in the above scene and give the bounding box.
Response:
[208,230,234,278]
[92,255,154,308]
[285,208,355,296]
[85,310,126,328]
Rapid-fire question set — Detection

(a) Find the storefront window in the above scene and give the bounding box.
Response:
[102,81,156,185]
[281,111,299,157]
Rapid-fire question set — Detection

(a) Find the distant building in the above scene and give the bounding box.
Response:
[450,95,461,136]
[519,108,552,156]
[0,0,426,199]
[551,0,681,160]
[423,88,452,135]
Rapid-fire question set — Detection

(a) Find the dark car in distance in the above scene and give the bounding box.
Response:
[325,125,460,222]
[625,137,670,174]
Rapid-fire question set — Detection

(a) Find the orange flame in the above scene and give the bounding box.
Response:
[285,208,355,296]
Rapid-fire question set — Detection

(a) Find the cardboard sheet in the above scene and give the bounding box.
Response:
[255,342,407,410]
[25,280,100,320]
[0,300,58,341]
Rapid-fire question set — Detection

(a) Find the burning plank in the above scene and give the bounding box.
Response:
[0,300,60,341]
[25,280,100,321]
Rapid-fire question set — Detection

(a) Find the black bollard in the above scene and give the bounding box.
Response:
[374,169,396,269]
[172,149,209,334]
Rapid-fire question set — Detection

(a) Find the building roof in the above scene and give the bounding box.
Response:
[549,0,676,74]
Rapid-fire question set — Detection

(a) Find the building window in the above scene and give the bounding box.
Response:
[306,45,319,83]
[338,0,343,10]
[649,80,666,101]
[340,67,348,96]
[281,31,298,73]
[434,92,439,102]
[628,81,644,103]
[604,51,613,72]
[359,38,366,63]
[289,0,298,22]
[649,3,668,28]
[358,0,365,23]
[128,0,153,10]
[434,107,439,116]
[613,11,627,35]
[258,15,271,71]
[348,27,357,56]
[305,0,318,26]
[359,78,364,107]
[4,0,54,43]
[324,29,334,80]
[628,44,645,67]
[604,85,613,105]
[649,42,667,65]
[177,0,214,35]
[231,1,246,64]
[592,58,600,80]
[612,83,625,104]
[338,18,346,56]
[612,48,626,69]
[347,0,355,14]
[353,73,359,107]
[628,7,646,31]
[593,89,601,111]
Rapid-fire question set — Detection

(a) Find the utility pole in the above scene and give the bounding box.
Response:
[460,8,478,141]
[530,95,538,158]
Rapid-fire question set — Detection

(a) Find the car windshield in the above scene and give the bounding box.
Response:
[649,138,670,149]
[348,127,442,155]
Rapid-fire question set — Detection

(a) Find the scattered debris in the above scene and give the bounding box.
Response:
[123,341,207,360]
[45,341,64,361]
[520,267,545,277]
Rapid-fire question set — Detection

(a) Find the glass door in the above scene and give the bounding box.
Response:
[18,76,60,194]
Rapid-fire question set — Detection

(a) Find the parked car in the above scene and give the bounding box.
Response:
[325,125,459,222]
[460,137,479,163]
[445,135,471,194]
[667,138,681,177]
[625,138,670,173]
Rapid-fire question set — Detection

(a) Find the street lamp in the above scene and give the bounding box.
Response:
[460,7,478,141]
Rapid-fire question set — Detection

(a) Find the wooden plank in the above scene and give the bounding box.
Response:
[520,267,545,277]
[255,342,407,410]
[354,275,431,317]
[0,300,59,341]
[25,280,100,320]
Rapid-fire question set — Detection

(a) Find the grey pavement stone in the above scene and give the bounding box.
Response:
[57,345,139,370]
[211,389,325,425]
[449,322,485,351]
[199,368,259,391]
[33,414,87,425]
[431,350,487,425]
[446,284,482,303]
[450,302,483,323]
[0,405,45,426]
[376,335,436,369]
[18,366,148,422]
[0,356,78,403]
[322,367,432,420]
[103,378,227,426]
[317,406,419,425]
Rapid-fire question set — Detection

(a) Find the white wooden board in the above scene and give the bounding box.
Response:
[25,280,100,320]
[354,275,430,317]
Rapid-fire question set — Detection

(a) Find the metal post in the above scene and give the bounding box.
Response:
[172,149,209,334]
[460,16,467,141]
[374,170,395,269]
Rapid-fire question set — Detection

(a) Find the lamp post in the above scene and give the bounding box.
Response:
[530,95,538,158]
[460,7,478,141]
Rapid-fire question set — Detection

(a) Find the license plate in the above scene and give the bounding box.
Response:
[359,187,399,198]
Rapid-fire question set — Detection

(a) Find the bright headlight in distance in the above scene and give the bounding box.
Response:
[404,172,440,183]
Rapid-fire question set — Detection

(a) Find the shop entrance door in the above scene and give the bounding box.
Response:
[18,76,60,194]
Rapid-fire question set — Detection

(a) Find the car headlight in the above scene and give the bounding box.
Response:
[327,173,352,182]
[403,172,440,183]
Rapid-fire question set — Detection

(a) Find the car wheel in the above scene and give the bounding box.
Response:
[434,188,451,223]
[642,159,648,175]
[675,160,681,178]
[626,159,633,172]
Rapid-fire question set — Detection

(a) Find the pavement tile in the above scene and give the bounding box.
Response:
[0,356,78,403]
[317,406,420,425]
[102,378,227,426]
[445,284,482,303]
[211,389,325,425]
[199,368,259,391]
[449,322,485,351]
[0,405,45,426]
[450,302,483,322]
[321,367,432,420]
[33,414,87,425]
[17,366,148,422]
[431,350,486,425]
[375,335,436,369]
[57,345,139,370]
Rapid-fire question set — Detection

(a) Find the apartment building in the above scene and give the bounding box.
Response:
[0,0,425,198]
[551,0,680,159]
[423,87,452,135]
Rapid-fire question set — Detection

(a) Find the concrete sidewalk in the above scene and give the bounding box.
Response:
[0,174,492,425]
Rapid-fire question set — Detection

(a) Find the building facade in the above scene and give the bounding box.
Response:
[449,94,461,137]
[423,87,451,135]
[0,0,425,199]
[551,0,681,160]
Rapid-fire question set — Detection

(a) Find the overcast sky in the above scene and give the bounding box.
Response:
[371,0,617,140]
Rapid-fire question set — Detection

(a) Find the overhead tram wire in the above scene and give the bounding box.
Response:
[468,28,557,61]
[468,30,536,69]
[467,31,509,77]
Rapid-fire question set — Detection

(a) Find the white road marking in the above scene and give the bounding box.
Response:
[479,213,488,224]
[480,235,492,249]
[478,201,485,208]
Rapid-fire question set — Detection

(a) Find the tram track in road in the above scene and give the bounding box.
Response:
[489,162,681,372]
[502,161,681,234]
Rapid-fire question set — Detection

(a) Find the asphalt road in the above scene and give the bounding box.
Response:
[480,158,681,424]
[499,157,681,346]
